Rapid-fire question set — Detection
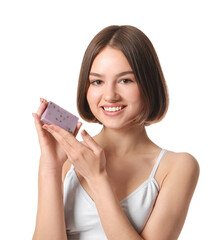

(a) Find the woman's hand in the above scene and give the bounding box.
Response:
[32,98,82,172]
[42,123,107,184]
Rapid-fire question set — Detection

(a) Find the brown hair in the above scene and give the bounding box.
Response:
[77,25,169,126]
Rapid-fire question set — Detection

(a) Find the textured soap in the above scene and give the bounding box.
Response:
[40,101,79,135]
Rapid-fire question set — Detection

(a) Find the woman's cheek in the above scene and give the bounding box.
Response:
[86,87,101,111]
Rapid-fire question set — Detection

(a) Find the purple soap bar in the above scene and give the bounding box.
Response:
[40,101,79,134]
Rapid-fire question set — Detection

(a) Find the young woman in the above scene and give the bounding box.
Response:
[32,25,199,240]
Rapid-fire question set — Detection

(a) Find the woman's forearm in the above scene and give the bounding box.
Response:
[33,161,67,240]
[89,173,143,240]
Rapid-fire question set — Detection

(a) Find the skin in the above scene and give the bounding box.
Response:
[32,47,200,240]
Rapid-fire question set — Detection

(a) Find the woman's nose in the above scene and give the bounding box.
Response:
[103,84,120,102]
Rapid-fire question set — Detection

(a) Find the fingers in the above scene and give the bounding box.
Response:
[42,124,73,154]
[33,98,83,152]
[32,113,48,141]
[81,130,102,154]
[37,98,48,117]
[43,124,82,149]
[40,98,47,103]
[32,98,48,141]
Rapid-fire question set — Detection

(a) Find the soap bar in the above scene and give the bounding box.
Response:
[40,101,79,135]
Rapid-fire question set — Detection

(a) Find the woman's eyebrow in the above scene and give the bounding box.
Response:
[116,71,134,77]
[89,71,134,78]
[89,72,103,77]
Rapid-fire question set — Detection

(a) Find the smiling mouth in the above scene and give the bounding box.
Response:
[102,106,126,112]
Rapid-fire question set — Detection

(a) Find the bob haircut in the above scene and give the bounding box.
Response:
[77,25,169,126]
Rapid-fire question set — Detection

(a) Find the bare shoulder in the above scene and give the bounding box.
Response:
[167,151,199,176]
[141,151,200,239]
[161,150,200,189]
[156,150,199,188]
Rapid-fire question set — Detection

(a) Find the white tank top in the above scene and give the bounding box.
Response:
[63,149,167,240]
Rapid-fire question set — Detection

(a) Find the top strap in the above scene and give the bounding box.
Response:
[150,149,167,179]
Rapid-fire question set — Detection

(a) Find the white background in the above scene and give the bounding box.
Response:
[0,0,220,239]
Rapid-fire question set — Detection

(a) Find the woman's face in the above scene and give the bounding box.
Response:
[87,46,143,130]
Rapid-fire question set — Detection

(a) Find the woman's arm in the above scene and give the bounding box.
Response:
[43,124,144,240]
[140,153,200,240]
[32,99,82,240]
[42,124,199,240]
[33,159,71,240]
[32,162,67,240]
[89,153,199,240]
[89,173,144,240]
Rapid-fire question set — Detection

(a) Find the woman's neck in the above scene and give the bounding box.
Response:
[94,124,153,158]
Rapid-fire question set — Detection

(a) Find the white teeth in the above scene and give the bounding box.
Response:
[103,106,123,112]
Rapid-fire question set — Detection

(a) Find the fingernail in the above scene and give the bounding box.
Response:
[42,124,48,130]
[32,113,36,119]
[40,98,47,103]
[81,129,87,136]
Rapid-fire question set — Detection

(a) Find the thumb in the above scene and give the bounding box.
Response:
[32,113,48,142]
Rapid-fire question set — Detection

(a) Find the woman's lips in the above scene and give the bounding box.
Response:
[101,105,127,116]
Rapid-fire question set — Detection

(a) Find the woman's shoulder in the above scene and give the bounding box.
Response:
[165,150,199,173]
[156,150,200,189]
[162,150,200,185]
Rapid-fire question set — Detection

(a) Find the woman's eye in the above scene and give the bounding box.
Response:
[120,79,133,84]
[90,80,102,85]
